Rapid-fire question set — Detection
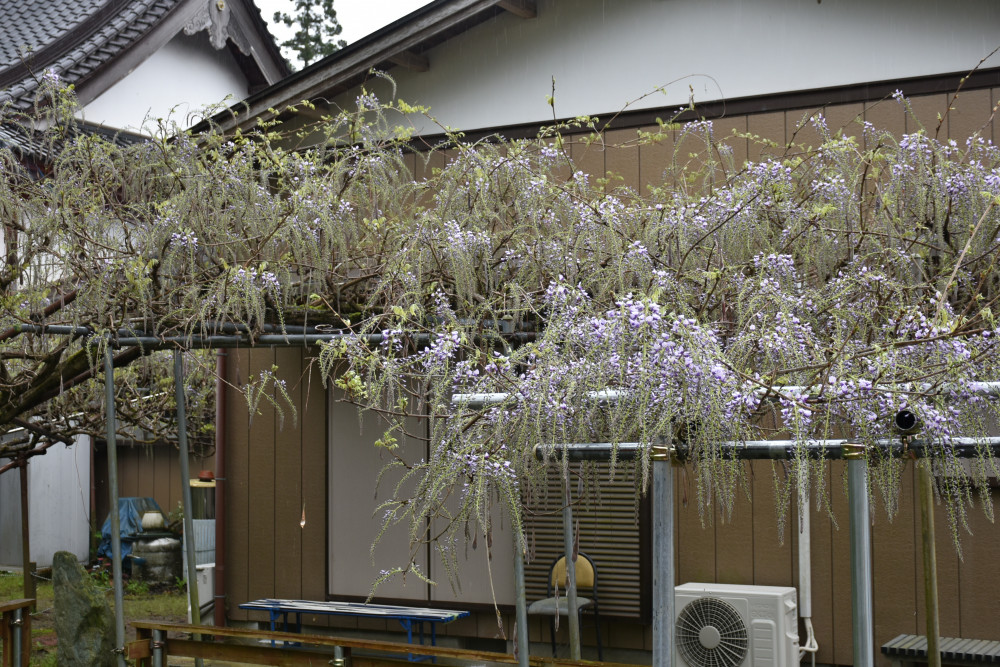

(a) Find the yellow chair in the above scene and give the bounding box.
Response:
[527,552,603,660]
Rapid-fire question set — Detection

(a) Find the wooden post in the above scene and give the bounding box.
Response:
[917,460,941,667]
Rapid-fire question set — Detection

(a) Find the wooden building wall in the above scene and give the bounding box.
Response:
[223,347,328,626]
[521,461,1000,666]
[223,82,1000,665]
[93,441,213,528]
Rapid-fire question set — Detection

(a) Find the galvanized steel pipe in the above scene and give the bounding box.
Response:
[512,529,529,667]
[10,607,22,667]
[562,475,581,660]
[214,350,228,628]
[918,461,942,667]
[534,438,1000,462]
[174,351,203,639]
[104,348,127,667]
[453,382,1000,409]
[652,454,674,667]
[152,628,165,667]
[849,459,874,667]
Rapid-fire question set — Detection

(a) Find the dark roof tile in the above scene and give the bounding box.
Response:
[0,0,187,156]
[2,0,290,158]
[0,0,184,113]
[0,0,109,68]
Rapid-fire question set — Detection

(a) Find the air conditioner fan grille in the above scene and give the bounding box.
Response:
[676,596,749,667]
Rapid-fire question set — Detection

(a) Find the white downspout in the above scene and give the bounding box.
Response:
[799,486,819,665]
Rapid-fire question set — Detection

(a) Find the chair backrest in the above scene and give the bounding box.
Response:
[548,552,597,593]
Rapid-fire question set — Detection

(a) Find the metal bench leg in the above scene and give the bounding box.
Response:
[400,619,415,661]
[268,611,280,647]
[429,622,437,665]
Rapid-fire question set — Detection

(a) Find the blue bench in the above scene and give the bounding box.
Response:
[882,634,1000,665]
[239,599,469,660]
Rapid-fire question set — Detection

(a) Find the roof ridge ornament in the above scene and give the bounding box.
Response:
[183,0,232,51]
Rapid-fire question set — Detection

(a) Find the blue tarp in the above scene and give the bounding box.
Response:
[96,497,166,563]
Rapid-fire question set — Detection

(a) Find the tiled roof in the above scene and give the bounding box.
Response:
[0,0,107,68]
[0,0,290,160]
[0,0,180,112]
[0,0,180,157]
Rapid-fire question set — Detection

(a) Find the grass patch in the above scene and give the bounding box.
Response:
[1,571,57,667]
[0,570,30,598]
[1,569,187,666]
[31,650,57,667]
[124,587,187,620]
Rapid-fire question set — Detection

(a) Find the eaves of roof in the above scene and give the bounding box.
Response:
[0,0,290,159]
[207,0,529,133]
[0,0,181,112]
[68,0,289,111]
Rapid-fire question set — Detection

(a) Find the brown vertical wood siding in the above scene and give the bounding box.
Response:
[222,347,327,624]
[93,442,213,528]
[224,85,1000,665]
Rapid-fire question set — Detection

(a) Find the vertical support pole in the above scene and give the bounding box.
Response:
[174,350,204,667]
[21,603,31,667]
[512,525,530,667]
[652,445,674,667]
[333,644,350,667]
[10,608,23,667]
[152,629,165,667]
[917,460,941,667]
[797,484,811,621]
[562,470,581,660]
[848,457,874,667]
[213,350,228,628]
[104,347,127,667]
[19,462,34,609]
[90,438,99,565]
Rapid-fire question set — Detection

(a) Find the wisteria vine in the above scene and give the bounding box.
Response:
[2,82,1000,586]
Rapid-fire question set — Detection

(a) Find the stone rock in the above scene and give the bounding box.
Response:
[53,551,115,667]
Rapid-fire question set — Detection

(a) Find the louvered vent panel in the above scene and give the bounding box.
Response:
[523,464,644,618]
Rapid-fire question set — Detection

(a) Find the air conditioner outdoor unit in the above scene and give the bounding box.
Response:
[675,583,799,667]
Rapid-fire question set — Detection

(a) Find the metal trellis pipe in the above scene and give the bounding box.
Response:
[10,606,22,667]
[174,351,204,667]
[104,347,127,667]
[452,382,1000,410]
[531,435,1000,667]
[533,438,1000,462]
[651,444,674,667]
[511,526,529,667]
[848,458,874,667]
[6,324,502,350]
[562,474,581,660]
[918,460,942,667]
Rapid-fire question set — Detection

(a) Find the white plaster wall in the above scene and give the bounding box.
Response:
[81,32,247,133]
[336,0,1000,134]
[0,436,91,568]
[327,389,430,600]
